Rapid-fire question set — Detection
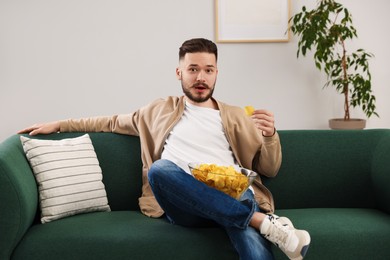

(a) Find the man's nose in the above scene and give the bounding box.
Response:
[196,71,205,82]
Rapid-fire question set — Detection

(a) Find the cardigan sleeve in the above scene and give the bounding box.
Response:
[59,113,140,136]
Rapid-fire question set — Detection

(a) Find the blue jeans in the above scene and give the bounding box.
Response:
[148,159,273,260]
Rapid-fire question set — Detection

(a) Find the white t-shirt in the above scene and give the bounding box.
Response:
[161,101,238,174]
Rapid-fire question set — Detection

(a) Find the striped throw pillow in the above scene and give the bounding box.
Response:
[20,134,110,223]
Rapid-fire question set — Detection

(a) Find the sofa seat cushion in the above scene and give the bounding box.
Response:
[12,211,238,260]
[272,208,390,260]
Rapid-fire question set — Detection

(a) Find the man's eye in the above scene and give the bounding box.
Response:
[189,68,198,72]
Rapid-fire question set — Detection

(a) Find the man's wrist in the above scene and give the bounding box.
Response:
[262,128,276,137]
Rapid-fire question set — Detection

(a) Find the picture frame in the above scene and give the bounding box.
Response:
[215,0,291,43]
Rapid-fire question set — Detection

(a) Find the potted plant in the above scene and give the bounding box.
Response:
[288,0,378,129]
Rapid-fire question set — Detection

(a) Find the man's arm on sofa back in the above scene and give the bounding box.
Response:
[0,135,39,259]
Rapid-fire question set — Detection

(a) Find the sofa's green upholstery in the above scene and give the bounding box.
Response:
[1,130,389,260]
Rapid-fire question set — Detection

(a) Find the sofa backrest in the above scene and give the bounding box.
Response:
[87,133,143,211]
[12,129,390,215]
[263,129,390,211]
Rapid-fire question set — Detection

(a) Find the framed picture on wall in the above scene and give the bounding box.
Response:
[215,0,291,43]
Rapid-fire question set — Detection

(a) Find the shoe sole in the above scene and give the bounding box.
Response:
[290,230,311,260]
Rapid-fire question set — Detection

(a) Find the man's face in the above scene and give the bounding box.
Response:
[176,52,218,104]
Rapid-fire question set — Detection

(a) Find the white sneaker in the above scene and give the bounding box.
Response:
[272,214,294,228]
[260,215,310,260]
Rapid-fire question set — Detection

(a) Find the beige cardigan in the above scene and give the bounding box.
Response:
[60,96,282,217]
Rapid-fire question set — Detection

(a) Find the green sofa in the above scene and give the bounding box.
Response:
[1,130,389,260]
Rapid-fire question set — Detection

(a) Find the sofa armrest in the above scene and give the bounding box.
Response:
[0,135,38,259]
[371,131,390,214]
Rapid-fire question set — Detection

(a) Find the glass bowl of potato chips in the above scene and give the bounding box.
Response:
[188,163,257,200]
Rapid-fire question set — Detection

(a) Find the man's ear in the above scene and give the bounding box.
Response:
[176,68,182,80]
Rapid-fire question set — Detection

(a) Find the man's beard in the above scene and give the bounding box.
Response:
[182,82,215,103]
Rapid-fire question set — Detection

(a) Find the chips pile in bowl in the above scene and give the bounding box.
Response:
[188,163,257,199]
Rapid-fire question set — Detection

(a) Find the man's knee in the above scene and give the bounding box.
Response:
[149,159,174,180]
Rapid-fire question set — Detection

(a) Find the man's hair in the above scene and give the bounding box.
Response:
[179,38,218,61]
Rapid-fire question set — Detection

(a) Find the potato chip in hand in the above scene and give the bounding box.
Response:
[244,106,255,116]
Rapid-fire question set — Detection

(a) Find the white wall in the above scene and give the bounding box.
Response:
[1,0,389,142]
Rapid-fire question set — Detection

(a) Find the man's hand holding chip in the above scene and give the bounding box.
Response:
[244,106,275,137]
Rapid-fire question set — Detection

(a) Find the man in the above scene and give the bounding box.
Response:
[19,38,310,259]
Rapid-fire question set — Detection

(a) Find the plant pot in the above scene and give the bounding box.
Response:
[329,118,366,130]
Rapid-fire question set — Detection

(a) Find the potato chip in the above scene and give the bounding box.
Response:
[244,106,255,116]
[191,163,250,199]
